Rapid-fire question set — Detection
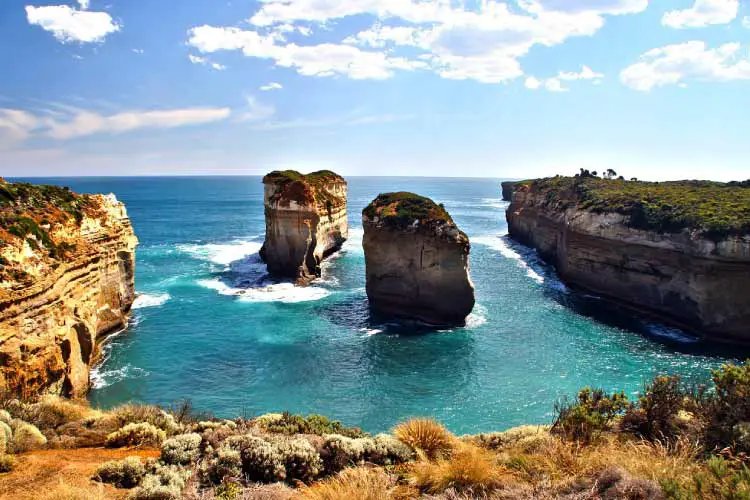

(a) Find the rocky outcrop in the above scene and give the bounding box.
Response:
[259,171,348,284]
[501,182,517,201]
[362,192,475,326]
[0,180,137,398]
[507,179,750,343]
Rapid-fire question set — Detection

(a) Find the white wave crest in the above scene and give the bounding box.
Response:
[132,293,170,309]
[197,279,331,303]
[178,240,263,266]
[465,304,488,329]
[91,364,149,389]
[341,227,364,254]
[473,235,545,284]
[359,327,383,337]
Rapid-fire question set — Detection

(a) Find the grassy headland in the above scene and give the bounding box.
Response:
[519,176,750,239]
[2,362,750,499]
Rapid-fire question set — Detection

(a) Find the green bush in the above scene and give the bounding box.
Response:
[699,362,750,453]
[225,435,286,483]
[261,411,365,438]
[369,433,415,464]
[105,422,166,448]
[11,420,47,452]
[320,434,367,473]
[214,480,243,500]
[160,433,202,465]
[128,464,191,500]
[113,405,182,435]
[552,388,630,444]
[274,436,322,483]
[0,410,12,426]
[0,421,11,455]
[0,455,15,473]
[94,456,147,488]
[207,446,243,484]
[621,375,687,442]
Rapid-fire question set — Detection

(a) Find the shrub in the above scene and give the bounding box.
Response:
[105,422,166,448]
[369,434,415,465]
[699,362,750,453]
[160,433,202,465]
[472,425,551,453]
[410,443,500,494]
[621,376,686,442]
[214,480,243,500]
[21,395,91,431]
[0,454,15,473]
[129,464,192,500]
[262,412,365,438]
[113,404,182,435]
[552,388,630,444]
[275,436,323,483]
[207,446,243,484]
[94,456,147,488]
[0,410,12,425]
[11,420,47,452]
[594,466,664,500]
[393,418,455,460]
[320,435,366,473]
[0,421,11,454]
[300,467,395,500]
[225,435,286,482]
[39,482,109,500]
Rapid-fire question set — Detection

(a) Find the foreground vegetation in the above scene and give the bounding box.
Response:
[521,175,750,239]
[3,362,750,499]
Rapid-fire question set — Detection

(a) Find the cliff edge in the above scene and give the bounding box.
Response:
[506,176,750,342]
[259,170,348,284]
[362,192,475,326]
[0,179,137,398]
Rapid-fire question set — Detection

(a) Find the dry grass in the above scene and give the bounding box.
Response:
[37,481,110,500]
[393,419,455,460]
[410,443,507,495]
[299,467,396,500]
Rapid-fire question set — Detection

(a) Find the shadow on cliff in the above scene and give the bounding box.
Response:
[501,237,750,359]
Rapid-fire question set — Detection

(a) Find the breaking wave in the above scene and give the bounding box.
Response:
[197,279,331,303]
[132,293,170,309]
[473,235,545,284]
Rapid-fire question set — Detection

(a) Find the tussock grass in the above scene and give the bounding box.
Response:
[300,467,396,500]
[410,443,506,494]
[393,419,455,460]
[38,481,109,500]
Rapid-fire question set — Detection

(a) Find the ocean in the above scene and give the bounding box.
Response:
[12,176,746,434]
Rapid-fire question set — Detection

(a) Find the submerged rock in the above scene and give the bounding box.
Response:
[362,192,475,326]
[0,179,138,398]
[260,170,348,284]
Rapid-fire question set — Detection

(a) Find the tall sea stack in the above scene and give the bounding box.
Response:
[362,192,475,326]
[260,170,348,284]
[0,179,138,398]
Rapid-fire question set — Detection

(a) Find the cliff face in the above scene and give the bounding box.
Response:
[260,171,348,284]
[501,182,517,201]
[507,180,750,343]
[0,180,137,398]
[362,192,475,326]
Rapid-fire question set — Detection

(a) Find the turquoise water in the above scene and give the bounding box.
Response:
[13,177,746,434]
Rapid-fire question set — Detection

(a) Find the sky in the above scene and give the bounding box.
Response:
[0,0,749,180]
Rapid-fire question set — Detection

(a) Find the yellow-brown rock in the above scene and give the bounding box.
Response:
[362,192,475,326]
[259,170,348,284]
[0,180,137,398]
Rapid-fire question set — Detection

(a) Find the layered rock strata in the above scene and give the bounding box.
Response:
[501,181,517,201]
[260,171,348,284]
[507,178,750,342]
[362,192,475,326]
[0,179,138,398]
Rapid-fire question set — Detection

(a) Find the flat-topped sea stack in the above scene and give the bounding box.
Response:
[260,170,348,284]
[507,176,750,342]
[0,179,138,398]
[362,192,475,326]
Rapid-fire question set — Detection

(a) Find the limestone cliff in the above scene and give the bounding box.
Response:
[259,171,348,284]
[506,177,750,343]
[362,192,475,326]
[0,179,137,398]
[501,181,517,201]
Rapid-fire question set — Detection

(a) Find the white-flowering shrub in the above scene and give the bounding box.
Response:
[160,433,202,465]
[94,456,147,488]
[105,422,166,448]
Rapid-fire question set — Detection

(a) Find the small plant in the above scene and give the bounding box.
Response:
[393,418,455,460]
[113,404,182,436]
[552,388,630,444]
[105,422,166,448]
[700,362,750,454]
[473,425,551,453]
[0,454,15,473]
[300,467,395,500]
[262,412,365,438]
[621,375,686,442]
[207,446,243,484]
[21,395,90,431]
[410,443,500,494]
[369,434,415,465]
[225,435,286,482]
[0,421,11,454]
[94,456,146,488]
[129,464,192,500]
[320,435,366,473]
[11,420,47,452]
[160,433,202,465]
[214,479,243,500]
[275,436,323,483]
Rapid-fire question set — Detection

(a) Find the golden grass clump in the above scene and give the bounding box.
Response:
[38,481,109,500]
[299,467,396,500]
[410,443,505,494]
[393,418,455,460]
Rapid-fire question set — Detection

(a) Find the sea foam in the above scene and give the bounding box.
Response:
[178,240,263,266]
[473,235,545,284]
[132,292,170,309]
[197,279,331,303]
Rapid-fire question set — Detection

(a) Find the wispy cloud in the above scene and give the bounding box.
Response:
[188,54,226,71]
[260,82,283,91]
[250,112,414,131]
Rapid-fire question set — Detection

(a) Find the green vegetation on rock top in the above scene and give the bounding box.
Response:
[522,176,750,239]
[262,170,345,187]
[0,179,92,222]
[362,192,454,229]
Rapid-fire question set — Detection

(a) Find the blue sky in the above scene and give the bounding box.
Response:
[0,0,749,179]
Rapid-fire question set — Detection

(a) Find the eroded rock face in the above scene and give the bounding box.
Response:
[507,183,750,343]
[501,182,517,201]
[259,171,348,284]
[362,192,475,326]
[0,181,137,398]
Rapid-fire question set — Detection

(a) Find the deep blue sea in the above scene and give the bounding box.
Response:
[12,176,747,434]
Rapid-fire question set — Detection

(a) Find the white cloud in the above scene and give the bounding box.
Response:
[237,96,276,122]
[524,76,542,89]
[544,78,567,92]
[77,0,89,10]
[133,48,144,54]
[558,65,604,81]
[25,5,120,43]
[188,0,647,84]
[0,106,231,142]
[260,82,283,91]
[620,41,750,91]
[188,54,227,71]
[662,0,738,29]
